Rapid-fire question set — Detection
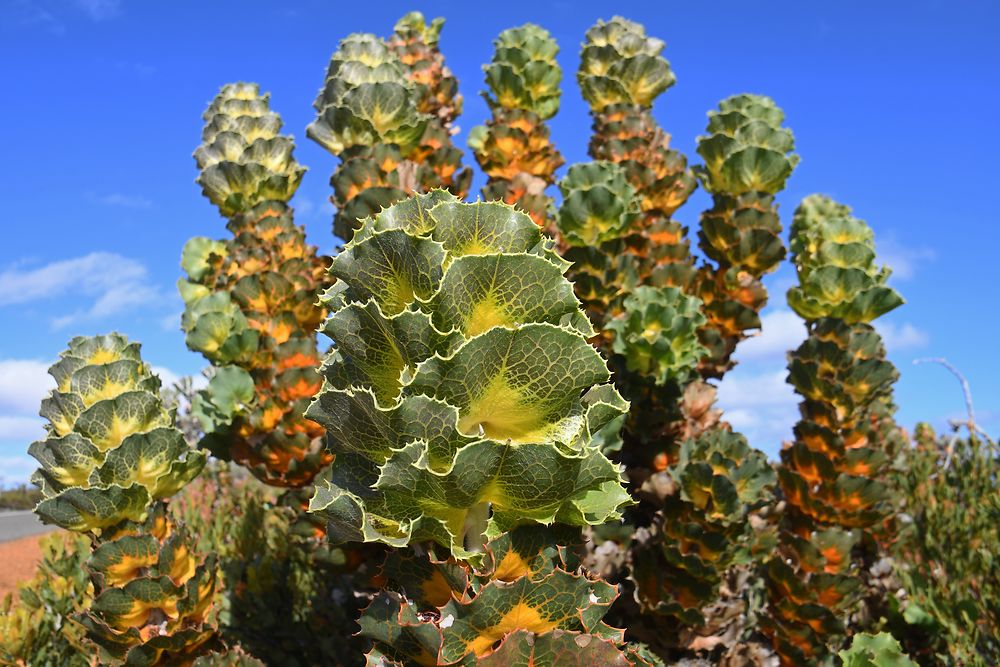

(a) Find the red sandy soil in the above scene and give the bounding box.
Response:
[0,534,45,598]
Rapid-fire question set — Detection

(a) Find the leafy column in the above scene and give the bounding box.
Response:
[693,94,799,378]
[308,33,431,240]
[387,11,472,198]
[765,195,904,664]
[306,192,643,663]
[469,24,564,227]
[578,16,697,289]
[182,82,331,488]
[29,334,215,664]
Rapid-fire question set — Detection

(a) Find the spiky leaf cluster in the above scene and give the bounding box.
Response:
[388,11,462,124]
[362,527,651,666]
[469,24,564,227]
[28,335,217,664]
[765,526,863,664]
[578,16,675,110]
[606,286,707,387]
[787,194,904,323]
[766,322,900,663]
[308,33,427,156]
[79,505,218,665]
[388,12,473,200]
[555,161,643,326]
[310,31,471,239]
[30,334,205,533]
[579,16,697,291]
[483,24,561,119]
[694,94,799,379]
[696,94,799,197]
[184,85,331,488]
[557,161,640,248]
[767,196,904,664]
[839,632,917,667]
[306,193,631,559]
[194,83,305,218]
[632,431,776,626]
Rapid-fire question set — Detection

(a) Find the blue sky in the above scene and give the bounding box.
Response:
[2,0,997,484]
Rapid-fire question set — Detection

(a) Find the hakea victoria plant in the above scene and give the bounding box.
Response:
[577,16,698,290]
[309,14,470,241]
[304,192,650,664]
[27,334,217,664]
[9,10,944,667]
[181,82,331,489]
[764,195,905,665]
[693,93,800,379]
[469,24,565,228]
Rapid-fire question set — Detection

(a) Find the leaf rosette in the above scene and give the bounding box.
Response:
[578,16,676,110]
[308,33,429,156]
[30,334,206,533]
[606,286,707,387]
[696,94,799,197]
[786,194,904,323]
[307,192,631,559]
[194,83,305,217]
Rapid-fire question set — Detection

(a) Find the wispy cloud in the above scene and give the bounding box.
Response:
[0,252,161,328]
[87,191,153,209]
[74,0,120,21]
[716,369,799,458]
[878,234,935,281]
[6,0,65,34]
[0,359,53,415]
[877,321,930,351]
[0,358,53,484]
[736,309,806,363]
[7,0,122,34]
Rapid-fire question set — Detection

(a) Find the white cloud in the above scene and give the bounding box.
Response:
[735,309,806,363]
[0,359,53,414]
[74,0,120,21]
[7,0,65,34]
[716,369,799,458]
[878,235,934,281]
[151,365,181,388]
[160,311,182,331]
[877,322,930,351]
[91,192,153,209]
[0,455,39,487]
[0,252,161,328]
[0,416,46,442]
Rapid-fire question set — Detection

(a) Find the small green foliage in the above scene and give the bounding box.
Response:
[696,94,799,196]
[556,161,640,247]
[892,425,1000,665]
[195,83,306,217]
[606,286,706,386]
[0,532,92,667]
[632,430,776,625]
[308,33,428,156]
[787,194,904,323]
[839,632,918,667]
[483,24,561,119]
[578,16,675,110]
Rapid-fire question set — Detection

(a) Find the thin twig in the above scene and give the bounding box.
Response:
[913,358,996,464]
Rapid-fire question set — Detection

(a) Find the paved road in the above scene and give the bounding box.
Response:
[0,511,55,543]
